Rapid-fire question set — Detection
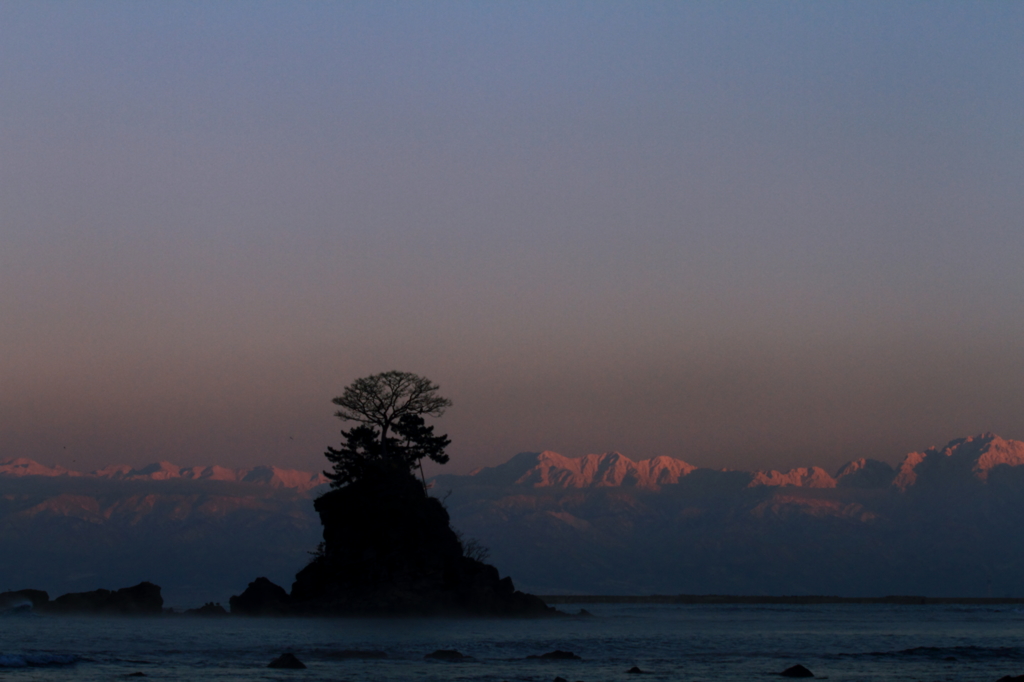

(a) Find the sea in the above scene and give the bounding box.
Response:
[1,603,1023,681]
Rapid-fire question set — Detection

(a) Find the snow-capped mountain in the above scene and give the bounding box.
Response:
[6,434,1024,605]
[0,458,328,493]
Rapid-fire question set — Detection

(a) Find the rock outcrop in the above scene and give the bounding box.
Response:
[267,653,306,669]
[45,582,163,614]
[287,469,555,616]
[0,589,49,612]
[229,577,292,615]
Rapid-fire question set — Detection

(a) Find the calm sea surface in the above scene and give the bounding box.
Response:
[2,603,1023,681]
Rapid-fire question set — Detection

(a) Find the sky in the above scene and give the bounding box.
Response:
[2,1,1023,476]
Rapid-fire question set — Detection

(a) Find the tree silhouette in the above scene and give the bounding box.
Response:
[324,371,451,487]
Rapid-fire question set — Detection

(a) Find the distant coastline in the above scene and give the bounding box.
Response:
[540,595,1024,605]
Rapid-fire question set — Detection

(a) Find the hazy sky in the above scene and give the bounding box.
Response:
[2,2,1023,475]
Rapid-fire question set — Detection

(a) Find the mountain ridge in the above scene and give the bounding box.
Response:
[438,433,1024,492]
[7,432,1023,495]
[5,433,1024,604]
[0,458,328,493]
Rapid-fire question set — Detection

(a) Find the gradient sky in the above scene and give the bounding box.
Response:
[2,2,1023,476]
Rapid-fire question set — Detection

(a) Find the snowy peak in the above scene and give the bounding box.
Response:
[834,459,896,489]
[0,458,328,493]
[467,450,696,489]
[893,433,1024,491]
[239,466,327,491]
[0,458,78,478]
[749,467,836,489]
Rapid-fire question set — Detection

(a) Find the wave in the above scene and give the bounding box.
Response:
[0,599,34,616]
[835,646,1024,661]
[0,653,80,668]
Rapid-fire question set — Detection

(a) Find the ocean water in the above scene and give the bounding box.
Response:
[1,603,1023,681]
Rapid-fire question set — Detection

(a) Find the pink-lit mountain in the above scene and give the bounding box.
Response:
[5,433,1024,605]
[435,433,1024,598]
[451,433,1024,491]
[0,458,328,493]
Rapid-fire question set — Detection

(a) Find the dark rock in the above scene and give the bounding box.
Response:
[576,608,593,617]
[184,602,228,616]
[780,664,814,677]
[47,582,162,615]
[553,678,568,682]
[627,666,647,673]
[290,469,557,616]
[330,650,388,659]
[267,653,306,669]
[527,650,582,660]
[997,676,1024,682]
[230,577,291,615]
[425,649,468,661]
[0,589,49,612]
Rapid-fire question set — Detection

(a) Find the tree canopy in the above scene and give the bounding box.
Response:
[324,371,451,487]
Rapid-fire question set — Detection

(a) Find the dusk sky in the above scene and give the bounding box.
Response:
[2,2,1023,476]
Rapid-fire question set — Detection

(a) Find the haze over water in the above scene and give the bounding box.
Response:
[2,3,1023,476]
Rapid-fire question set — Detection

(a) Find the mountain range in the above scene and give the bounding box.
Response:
[0,458,328,492]
[3,433,1024,606]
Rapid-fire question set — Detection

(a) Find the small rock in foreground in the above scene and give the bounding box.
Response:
[627,665,647,673]
[425,649,468,661]
[527,650,581,660]
[780,664,814,677]
[997,676,1024,682]
[268,653,306,669]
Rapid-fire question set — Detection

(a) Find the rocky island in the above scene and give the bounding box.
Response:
[230,371,555,617]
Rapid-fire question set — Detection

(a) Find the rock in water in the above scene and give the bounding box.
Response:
[290,469,555,616]
[267,653,306,669]
[997,676,1024,682]
[184,602,228,616]
[230,577,291,615]
[527,650,582,660]
[425,649,468,661]
[627,666,647,673]
[780,664,814,677]
[0,589,49,612]
[47,582,162,615]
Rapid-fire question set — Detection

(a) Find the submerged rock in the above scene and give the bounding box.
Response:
[527,650,581,660]
[267,653,306,669]
[780,664,814,677]
[627,666,647,673]
[425,649,469,661]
